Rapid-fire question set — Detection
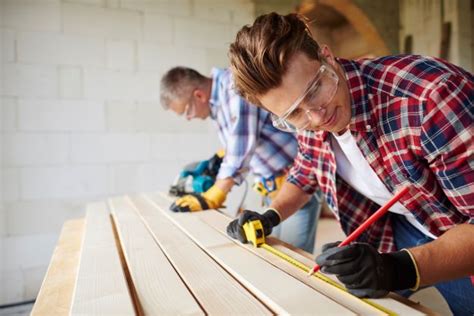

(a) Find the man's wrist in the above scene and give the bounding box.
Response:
[401,249,421,291]
[263,208,281,227]
[382,249,419,291]
[202,185,227,207]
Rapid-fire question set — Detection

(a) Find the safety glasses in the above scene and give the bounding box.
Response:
[271,64,339,132]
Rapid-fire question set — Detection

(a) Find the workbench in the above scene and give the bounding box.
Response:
[31,192,435,315]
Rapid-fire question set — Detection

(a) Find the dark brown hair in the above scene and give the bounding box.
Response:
[228,13,320,106]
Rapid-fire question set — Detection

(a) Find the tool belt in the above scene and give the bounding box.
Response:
[252,169,288,199]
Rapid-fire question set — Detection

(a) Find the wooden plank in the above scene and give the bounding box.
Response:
[129,194,272,315]
[159,192,434,315]
[31,219,84,316]
[267,243,430,316]
[201,211,386,315]
[70,202,135,316]
[145,193,355,315]
[108,196,204,316]
[266,237,436,314]
[156,193,381,315]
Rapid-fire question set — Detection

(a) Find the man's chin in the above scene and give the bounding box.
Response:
[304,125,339,133]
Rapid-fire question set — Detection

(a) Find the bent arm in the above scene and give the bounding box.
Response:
[410,223,474,286]
[270,181,312,221]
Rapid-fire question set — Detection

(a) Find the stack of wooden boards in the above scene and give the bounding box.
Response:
[31,192,434,315]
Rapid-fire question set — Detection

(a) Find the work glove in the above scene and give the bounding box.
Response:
[315,242,419,298]
[226,209,281,243]
[170,185,226,212]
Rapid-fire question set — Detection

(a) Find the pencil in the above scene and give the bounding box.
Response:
[307,186,410,277]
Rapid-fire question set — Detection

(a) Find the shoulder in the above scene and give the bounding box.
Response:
[296,130,325,153]
[358,55,472,100]
[212,67,232,89]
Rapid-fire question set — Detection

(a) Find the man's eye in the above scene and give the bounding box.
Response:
[305,85,321,102]
[287,108,302,120]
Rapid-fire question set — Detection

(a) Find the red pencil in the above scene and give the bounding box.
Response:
[308,186,410,277]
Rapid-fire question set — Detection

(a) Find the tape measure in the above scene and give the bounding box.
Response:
[242,220,397,315]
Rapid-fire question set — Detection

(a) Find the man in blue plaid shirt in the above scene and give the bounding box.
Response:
[160,66,321,253]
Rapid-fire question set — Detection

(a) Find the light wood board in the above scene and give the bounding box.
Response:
[144,193,355,315]
[198,210,387,315]
[70,202,135,315]
[31,219,84,316]
[109,196,204,315]
[129,194,272,315]
[157,192,435,316]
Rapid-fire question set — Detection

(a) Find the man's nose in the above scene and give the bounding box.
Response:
[307,107,327,126]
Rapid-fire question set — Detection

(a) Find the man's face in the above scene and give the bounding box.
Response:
[259,49,352,133]
[168,90,210,120]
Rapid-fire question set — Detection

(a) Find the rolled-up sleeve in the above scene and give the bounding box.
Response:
[287,141,318,195]
[421,74,474,224]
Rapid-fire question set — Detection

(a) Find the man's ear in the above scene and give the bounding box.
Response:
[319,45,337,67]
[194,89,207,102]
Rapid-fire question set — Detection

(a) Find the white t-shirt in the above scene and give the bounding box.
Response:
[330,130,437,239]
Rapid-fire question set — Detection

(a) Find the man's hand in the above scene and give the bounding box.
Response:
[315,242,419,298]
[226,209,281,243]
[170,185,226,212]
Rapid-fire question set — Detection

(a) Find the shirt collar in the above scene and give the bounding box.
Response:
[209,67,222,119]
[338,58,374,133]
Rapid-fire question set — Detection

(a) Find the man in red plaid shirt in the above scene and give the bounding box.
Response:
[225,12,473,314]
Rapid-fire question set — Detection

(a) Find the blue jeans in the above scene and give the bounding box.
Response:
[392,214,474,316]
[265,191,321,253]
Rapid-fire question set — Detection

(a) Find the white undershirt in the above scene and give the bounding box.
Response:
[330,130,437,239]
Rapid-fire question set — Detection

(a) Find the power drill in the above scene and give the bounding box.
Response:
[169,150,225,197]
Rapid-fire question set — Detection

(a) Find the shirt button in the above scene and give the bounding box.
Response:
[366,124,371,129]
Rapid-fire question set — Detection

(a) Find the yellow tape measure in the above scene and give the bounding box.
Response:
[243,220,397,316]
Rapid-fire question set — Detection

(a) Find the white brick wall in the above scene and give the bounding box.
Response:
[2,168,19,202]
[59,66,83,99]
[20,166,108,200]
[18,99,105,132]
[2,28,15,63]
[0,0,257,304]
[17,32,105,67]
[3,133,69,166]
[1,13,5,301]
[62,2,142,39]
[137,42,209,72]
[69,133,151,163]
[2,0,61,32]
[106,39,136,71]
[83,68,160,101]
[5,199,85,236]
[1,97,16,131]
[143,13,173,43]
[3,64,58,98]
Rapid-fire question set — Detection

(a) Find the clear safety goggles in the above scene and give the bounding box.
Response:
[271,64,339,132]
[183,94,197,119]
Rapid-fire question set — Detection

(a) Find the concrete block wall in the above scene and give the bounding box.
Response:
[0,11,5,305]
[0,0,256,304]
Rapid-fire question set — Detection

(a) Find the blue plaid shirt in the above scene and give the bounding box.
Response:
[209,68,297,185]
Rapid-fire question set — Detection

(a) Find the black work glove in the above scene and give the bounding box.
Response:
[226,209,281,243]
[315,242,418,298]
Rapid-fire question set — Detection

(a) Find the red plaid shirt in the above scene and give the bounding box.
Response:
[288,55,474,252]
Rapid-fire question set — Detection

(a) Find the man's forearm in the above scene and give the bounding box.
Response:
[409,223,474,286]
[269,181,312,221]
